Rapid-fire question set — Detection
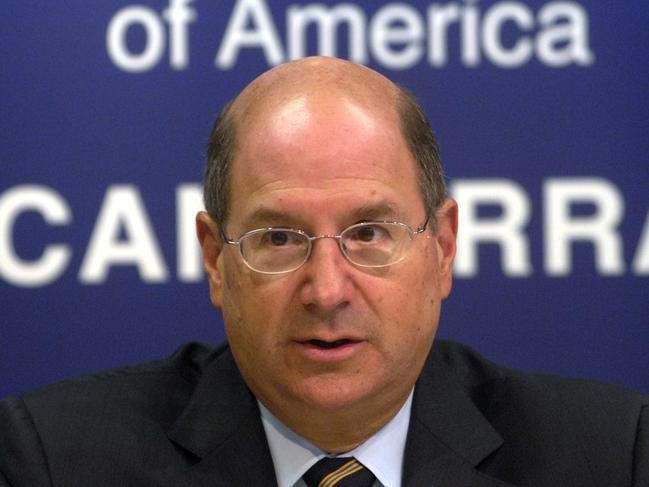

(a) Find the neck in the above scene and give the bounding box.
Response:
[261,390,411,453]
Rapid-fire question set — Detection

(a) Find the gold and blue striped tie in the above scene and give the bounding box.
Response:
[303,457,376,487]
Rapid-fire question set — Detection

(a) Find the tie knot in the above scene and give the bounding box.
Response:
[303,457,376,487]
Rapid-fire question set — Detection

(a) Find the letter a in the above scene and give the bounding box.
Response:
[216,0,284,69]
[79,185,169,283]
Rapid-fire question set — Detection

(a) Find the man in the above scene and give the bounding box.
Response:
[1,57,647,486]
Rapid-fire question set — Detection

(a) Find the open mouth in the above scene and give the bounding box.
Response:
[306,339,354,349]
[296,338,364,360]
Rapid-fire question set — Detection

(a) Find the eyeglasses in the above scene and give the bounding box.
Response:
[221,218,429,274]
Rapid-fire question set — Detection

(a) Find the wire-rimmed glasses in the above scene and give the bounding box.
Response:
[221,218,429,274]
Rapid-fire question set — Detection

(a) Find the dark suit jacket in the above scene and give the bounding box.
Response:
[1,340,647,486]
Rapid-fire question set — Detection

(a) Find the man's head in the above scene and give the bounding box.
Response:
[203,59,446,230]
[197,57,457,452]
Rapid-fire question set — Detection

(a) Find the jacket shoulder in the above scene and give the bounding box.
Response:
[431,340,649,485]
[432,339,648,409]
[0,342,226,486]
[17,341,219,414]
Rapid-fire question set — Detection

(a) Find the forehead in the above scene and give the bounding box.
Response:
[228,92,423,227]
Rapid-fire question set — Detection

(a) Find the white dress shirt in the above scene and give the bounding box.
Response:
[259,389,414,487]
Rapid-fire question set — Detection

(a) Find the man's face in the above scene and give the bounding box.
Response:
[199,91,456,428]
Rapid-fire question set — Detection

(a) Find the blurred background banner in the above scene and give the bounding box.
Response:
[1,0,647,398]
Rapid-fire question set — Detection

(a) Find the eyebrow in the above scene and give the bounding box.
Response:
[241,201,403,230]
[242,207,298,229]
[348,202,403,221]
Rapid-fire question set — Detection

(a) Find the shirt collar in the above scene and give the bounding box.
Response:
[259,389,414,487]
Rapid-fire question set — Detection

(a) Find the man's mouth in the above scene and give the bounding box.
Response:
[294,336,366,363]
[306,339,355,349]
[295,338,365,361]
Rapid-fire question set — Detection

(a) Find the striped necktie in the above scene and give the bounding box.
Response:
[303,457,376,487]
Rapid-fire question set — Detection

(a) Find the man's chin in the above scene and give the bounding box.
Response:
[291,376,381,412]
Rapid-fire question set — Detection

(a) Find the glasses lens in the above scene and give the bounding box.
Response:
[240,229,309,273]
[341,222,412,267]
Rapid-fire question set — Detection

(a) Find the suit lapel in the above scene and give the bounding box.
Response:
[166,347,277,486]
[403,344,514,487]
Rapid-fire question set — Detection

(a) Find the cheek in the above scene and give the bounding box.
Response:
[383,253,442,341]
[220,263,295,348]
[219,259,258,350]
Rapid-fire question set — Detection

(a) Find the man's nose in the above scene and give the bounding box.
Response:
[298,237,352,312]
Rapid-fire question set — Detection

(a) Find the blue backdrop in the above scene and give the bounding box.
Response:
[2,0,648,399]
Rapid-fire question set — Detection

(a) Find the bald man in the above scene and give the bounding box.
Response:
[1,58,648,487]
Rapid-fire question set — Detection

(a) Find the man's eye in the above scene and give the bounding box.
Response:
[268,231,290,246]
[258,230,305,248]
[352,225,387,242]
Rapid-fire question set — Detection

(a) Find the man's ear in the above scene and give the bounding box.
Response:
[434,198,458,299]
[196,211,224,309]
